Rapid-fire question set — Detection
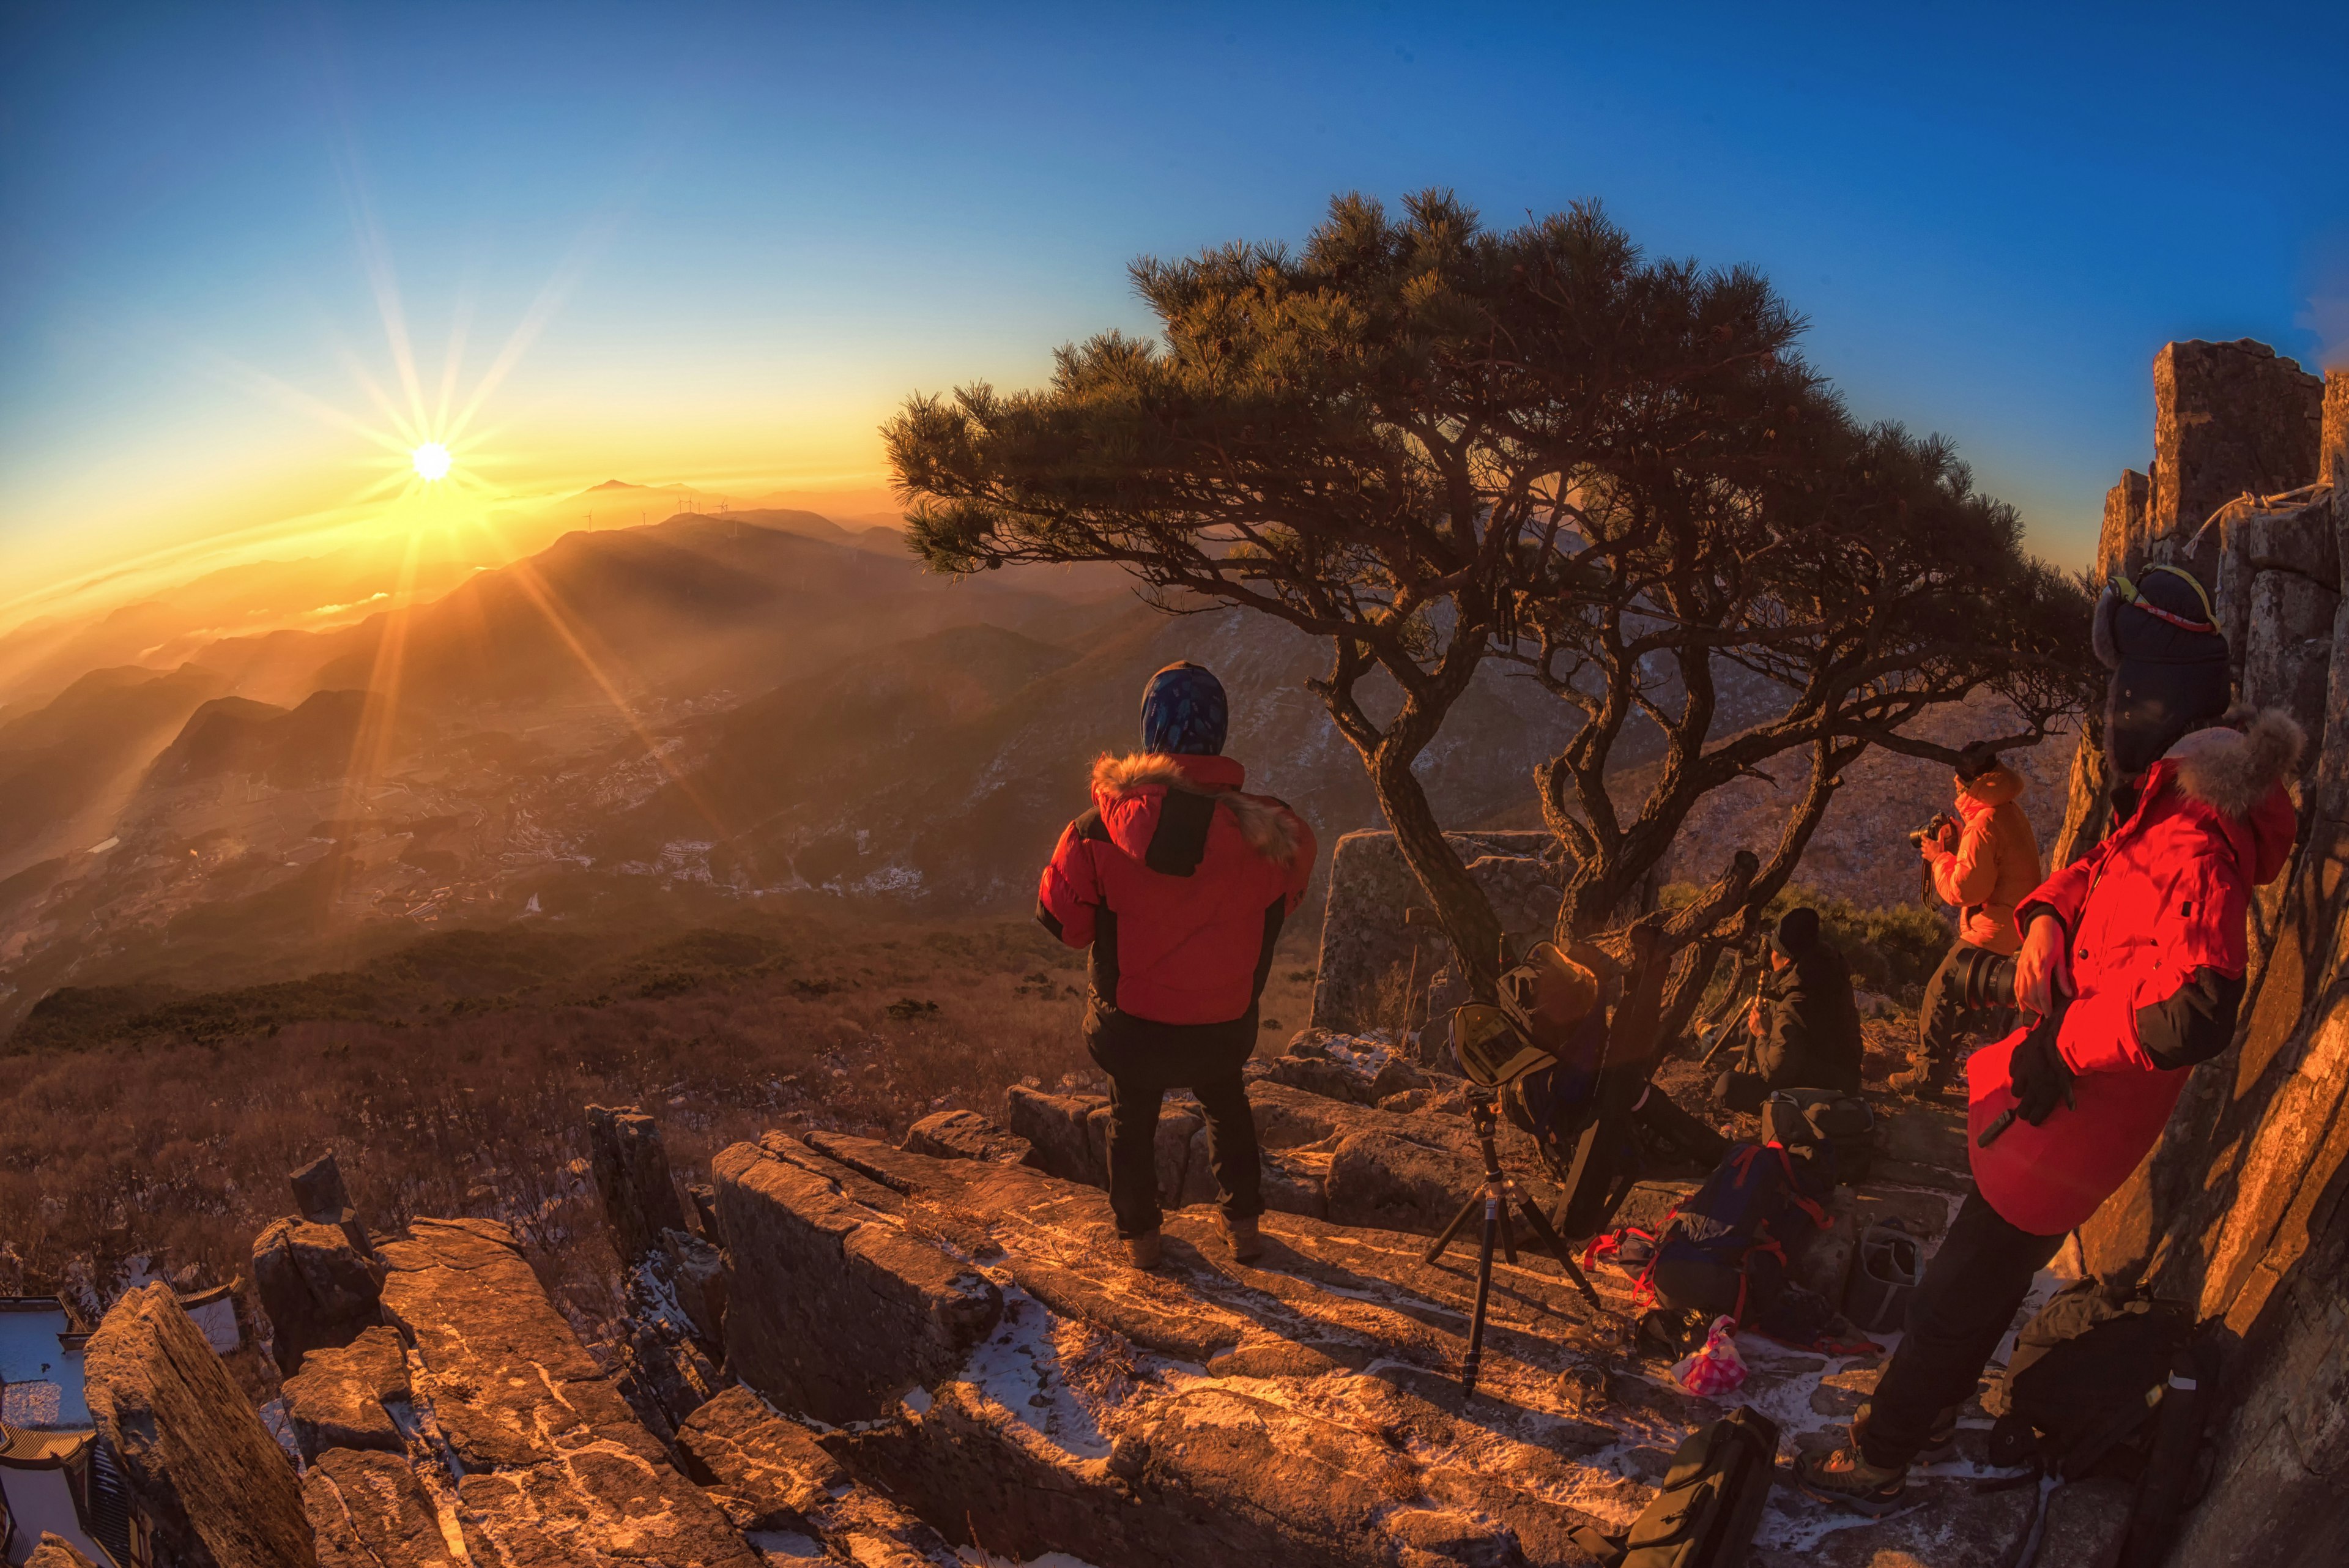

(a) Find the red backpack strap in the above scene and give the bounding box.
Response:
[1767,1142,1832,1229]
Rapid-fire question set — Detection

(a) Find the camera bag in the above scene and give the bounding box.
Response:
[1570,1405,1779,1567]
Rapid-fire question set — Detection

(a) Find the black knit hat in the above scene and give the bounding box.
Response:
[2094,564,2230,778]
[1770,907,1822,959]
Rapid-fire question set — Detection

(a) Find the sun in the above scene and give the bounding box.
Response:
[410,442,453,481]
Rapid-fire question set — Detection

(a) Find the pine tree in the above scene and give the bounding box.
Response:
[889,191,2090,1061]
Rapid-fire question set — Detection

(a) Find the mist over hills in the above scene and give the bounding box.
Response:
[0,492,2056,1041]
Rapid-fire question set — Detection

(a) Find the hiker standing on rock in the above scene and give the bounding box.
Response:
[1800,564,2301,1515]
[1036,662,1317,1270]
[1890,745,2044,1096]
[1713,907,1865,1112]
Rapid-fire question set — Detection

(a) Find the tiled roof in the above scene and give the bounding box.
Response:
[0,1421,90,1466]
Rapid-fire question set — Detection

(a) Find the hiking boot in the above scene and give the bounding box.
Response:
[1853,1400,1959,1460]
[1125,1231,1163,1270]
[1221,1213,1264,1263]
[1794,1442,1908,1516]
[1886,1058,1950,1098]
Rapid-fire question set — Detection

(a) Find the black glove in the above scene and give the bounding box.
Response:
[2006,1013,2075,1126]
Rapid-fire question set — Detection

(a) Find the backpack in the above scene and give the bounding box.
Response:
[1989,1278,2199,1481]
[1759,1090,1875,1187]
[1571,1406,1779,1567]
[1504,1050,1646,1241]
[1591,1142,1832,1341]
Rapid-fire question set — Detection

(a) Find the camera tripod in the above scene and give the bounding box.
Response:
[1422,1086,1605,1396]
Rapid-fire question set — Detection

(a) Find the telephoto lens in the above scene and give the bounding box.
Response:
[1956,947,2018,1013]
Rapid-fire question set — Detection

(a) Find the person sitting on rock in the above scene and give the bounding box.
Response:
[1797,563,2301,1515]
[1890,743,2043,1097]
[1715,907,1864,1112]
[1036,661,1317,1269]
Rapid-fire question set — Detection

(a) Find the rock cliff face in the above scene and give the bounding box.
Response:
[2043,345,2349,1566]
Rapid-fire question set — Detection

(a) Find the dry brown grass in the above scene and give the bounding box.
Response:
[0,912,1321,1373]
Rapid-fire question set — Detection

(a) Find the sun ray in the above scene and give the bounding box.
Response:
[469,512,732,832]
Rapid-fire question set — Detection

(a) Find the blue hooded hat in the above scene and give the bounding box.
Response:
[1140,662,1228,756]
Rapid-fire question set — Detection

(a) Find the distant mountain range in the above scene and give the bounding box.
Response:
[0,496,2066,1039]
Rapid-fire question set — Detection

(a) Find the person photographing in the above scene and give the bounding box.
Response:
[1890,743,2044,1097]
[1799,563,2301,1514]
[1036,662,1317,1271]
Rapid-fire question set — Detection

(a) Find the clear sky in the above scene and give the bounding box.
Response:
[3,1,2342,606]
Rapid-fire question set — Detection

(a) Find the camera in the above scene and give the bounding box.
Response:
[1447,1001,1554,1088]
[1907,811,1958,850]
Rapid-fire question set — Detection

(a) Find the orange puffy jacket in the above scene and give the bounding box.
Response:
[1037,752,1315,1042]
[1968,713,2301,1236]
[1925,764,2043,954]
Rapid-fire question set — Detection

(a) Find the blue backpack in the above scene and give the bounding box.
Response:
[1590,1141,1833,1337]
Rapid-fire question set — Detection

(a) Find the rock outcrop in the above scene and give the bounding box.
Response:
[715,1135,1004,1424]
[1309,829,1556,1033]
[251,1150,388,1377]
[677,1385,960,1564]
[1005,1074,1569,1239]
[587,1102,691,1268]
[902,1107,1039,1167]
[1262,1028,1436,1105]
[2147,339,2326,585]
[83,1282,316,1568]
[584,1105,725,1438]
[302,1449,463,1568]
[708,1122,1998,1567]
[24,1536,99,1568]
[279,1324,409,1462]
[374,1215,755,1566]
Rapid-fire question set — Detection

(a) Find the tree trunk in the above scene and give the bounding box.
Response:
[1370,743,1507,1000]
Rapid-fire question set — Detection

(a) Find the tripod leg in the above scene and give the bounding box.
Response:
[1513,1192,1604,1313]
[1497,1194,1519,1265]
[1422,1192,1482,1267]
[1463,1192,1500,1397]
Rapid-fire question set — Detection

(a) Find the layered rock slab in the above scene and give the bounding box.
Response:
[676,1386,959,1566]
[280,1324,409,1462]
[374,1216,754,1567]
[252,1216,387,1376]
[83,1281,317,1568]
[302,1449,462,1568]
[1006,1077,1560,1239]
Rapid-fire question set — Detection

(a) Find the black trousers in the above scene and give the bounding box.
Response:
[1914,940,2016,1072]
[1088,1022,1264,1239]
[1860,1184,2065,1467]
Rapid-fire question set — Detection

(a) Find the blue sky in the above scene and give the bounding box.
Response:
[2,1,2342,595]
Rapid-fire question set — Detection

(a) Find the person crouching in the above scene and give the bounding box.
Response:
[1036,662,1318,1269]
[1714,907,1865,1113]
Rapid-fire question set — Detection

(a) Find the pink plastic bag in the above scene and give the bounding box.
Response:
[1671,1315,1748,1395]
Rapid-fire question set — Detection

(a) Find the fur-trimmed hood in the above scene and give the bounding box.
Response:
[1091,751,1305,866]
[1956,764,2025,811]
[2169,708,2305,820]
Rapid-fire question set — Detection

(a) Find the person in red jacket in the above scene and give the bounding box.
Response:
[1037,662,1317,1269]
[1800,563,2302,1514]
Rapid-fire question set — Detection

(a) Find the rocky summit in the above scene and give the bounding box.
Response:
[45,342,2349,1566]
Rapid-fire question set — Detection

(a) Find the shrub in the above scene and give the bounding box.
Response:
[1664,883,1951,1005]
